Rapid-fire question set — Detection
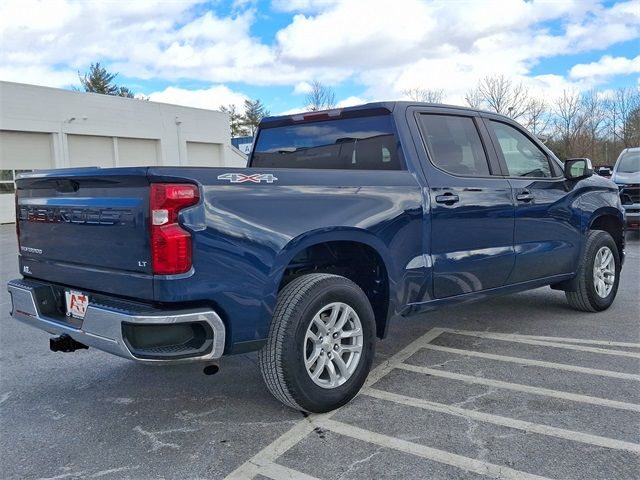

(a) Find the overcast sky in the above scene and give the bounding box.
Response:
[1,0,638,114]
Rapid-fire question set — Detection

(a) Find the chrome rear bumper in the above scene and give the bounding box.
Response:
[7,279,225,364]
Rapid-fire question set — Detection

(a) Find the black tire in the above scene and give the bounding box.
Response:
[259,273,376,413]
[565,230,621,312]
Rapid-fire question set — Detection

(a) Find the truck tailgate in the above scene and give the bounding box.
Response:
[16,168,154,300]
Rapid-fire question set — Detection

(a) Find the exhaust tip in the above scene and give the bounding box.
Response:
[203,364,219,375]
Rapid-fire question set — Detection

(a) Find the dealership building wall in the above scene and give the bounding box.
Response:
[0,81,247,223]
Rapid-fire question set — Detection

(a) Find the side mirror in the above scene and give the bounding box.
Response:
[564,158,594,180]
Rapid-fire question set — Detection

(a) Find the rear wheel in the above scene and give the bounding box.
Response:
[259,273,375,413]
[566,230,620,312]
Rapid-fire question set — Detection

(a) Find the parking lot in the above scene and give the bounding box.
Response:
[1,225,639,479]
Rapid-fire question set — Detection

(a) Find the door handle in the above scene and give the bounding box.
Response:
[435,193,460,205]
[516,191,534,203]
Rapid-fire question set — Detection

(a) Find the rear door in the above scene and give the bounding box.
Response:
[483,118,580,283]
[16,168,154,299]
[410,108,515,298]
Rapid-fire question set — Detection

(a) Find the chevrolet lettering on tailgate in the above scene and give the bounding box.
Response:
[18,205,135,226]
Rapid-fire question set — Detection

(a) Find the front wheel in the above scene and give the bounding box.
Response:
[259,273,376,413]
[566,230,621,312]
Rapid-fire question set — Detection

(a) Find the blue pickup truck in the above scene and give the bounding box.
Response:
[7,102,625,412]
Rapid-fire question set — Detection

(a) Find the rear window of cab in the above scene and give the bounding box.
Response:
[251,115,401,170]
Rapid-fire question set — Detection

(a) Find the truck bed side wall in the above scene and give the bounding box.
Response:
[148,167,426,352]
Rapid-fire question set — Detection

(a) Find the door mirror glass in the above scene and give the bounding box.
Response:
[564,158,593,180]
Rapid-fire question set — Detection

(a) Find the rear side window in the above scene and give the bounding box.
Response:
[251,115,400,170]
[418,114,491,176]
[489,121,552,178]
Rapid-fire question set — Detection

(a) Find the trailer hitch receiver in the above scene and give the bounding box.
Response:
[50,334,89,353]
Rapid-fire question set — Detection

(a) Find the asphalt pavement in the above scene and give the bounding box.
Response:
[1,224,638,479]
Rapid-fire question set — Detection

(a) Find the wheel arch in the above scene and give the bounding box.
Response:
[587,208,624,259]
[264,228,396,339]
[553,209,624,293]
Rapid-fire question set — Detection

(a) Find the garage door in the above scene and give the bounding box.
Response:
[67,135,114,168]
[186,142,223,167]
[0,131,54,223]
[0,131,53,169]
[117,138,159,167]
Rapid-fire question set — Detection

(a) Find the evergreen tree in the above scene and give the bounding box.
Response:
[78,63,135,98]
[220,104,249,137]
[243,99,269,136]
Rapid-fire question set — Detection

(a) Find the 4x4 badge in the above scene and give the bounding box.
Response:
[217,173,278,184]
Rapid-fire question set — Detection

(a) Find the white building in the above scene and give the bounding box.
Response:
[0,81,247,223]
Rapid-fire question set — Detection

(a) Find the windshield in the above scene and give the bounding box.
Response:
[616,151,640,173]
[251,115,401,170]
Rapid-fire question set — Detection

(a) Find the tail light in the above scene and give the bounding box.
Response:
[150,183,199,275]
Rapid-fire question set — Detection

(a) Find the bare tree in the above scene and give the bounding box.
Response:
[464,88,484,109]
[305,80,337,111]
[521,98,550,136]
[627,106,640,147]
[524,85,638,165]
[606,87,640,148]
[553,90,587,159]
[403,87,445,103]
[465,74,530,120]
[580,90,607,160]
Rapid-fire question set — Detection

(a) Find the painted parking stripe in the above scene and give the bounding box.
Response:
[258,462,321,480]
[397,364,640,413]
[441,329,640,359]
[364,388,640,453]
[225,328,446,479]
[225,419,321,480]
[421,344,640,381]
[481,334,640,349]
[319,419,552,480]
[364,328,445,387]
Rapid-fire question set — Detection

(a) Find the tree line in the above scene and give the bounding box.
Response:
[78,63,638,164]
[405,76,640,166]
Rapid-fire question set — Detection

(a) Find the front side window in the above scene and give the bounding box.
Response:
[251,115,400,170]
[489,121,552,178]
[418,114,491,176]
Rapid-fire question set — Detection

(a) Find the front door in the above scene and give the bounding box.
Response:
[414,111,516,299]
[483,118,581,283]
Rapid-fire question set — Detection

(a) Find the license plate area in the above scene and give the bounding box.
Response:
[65,290,89,320]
